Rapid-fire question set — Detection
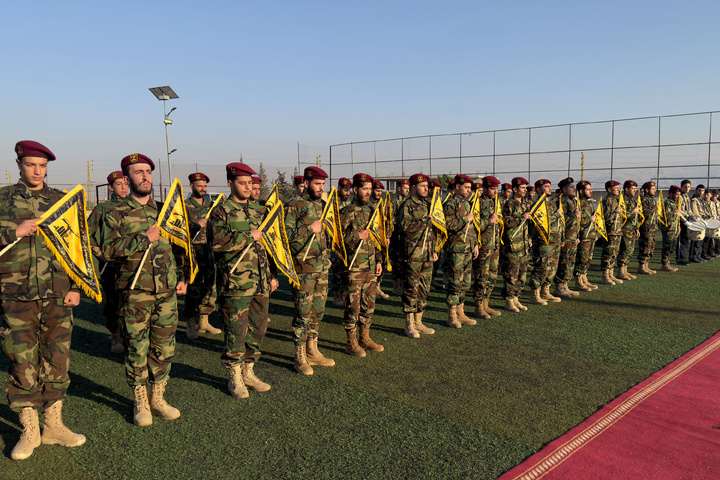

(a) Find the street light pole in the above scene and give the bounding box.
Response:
[149,86,179,184]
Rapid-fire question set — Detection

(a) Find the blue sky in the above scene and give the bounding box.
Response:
[1,1,718,187]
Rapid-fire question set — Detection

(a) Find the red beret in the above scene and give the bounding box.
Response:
[226,162,256,177]
[454,174,473,185]
[669,185,681,194]
[605,180,620,190]
[373,180,385,190]
[472,182,481,190]
[623,180,637,189]
[398,179,410,186]
[294,175,304,185]
[410,173,429,185]
[642,181,655,190]
[338,177,352,187]
[512,177,529,187]
[107,171,125,185]
[502,183,512,190]
[482,176,501,188]
[558,177,574,189]
[189,172,210,183]
[577,181,592,190]
[252,176,262,184]
[527,185,536,192]
[534,178,551,189]
[448,180,455,188]
[121,153,155,171]
[304,166,328,181]
[352,173,374,187]
[15,140,55,161]
[430,180,442,189]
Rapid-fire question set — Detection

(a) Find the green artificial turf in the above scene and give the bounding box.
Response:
[0,249,719,480]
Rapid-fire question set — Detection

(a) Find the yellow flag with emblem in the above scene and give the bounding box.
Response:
[430,188,448,252]
[366,197,384,252]
[595,200,608,241]
[529,193,550,245]
[157,179,198,284]
[36,185,102,302]
[265,184,279,211]
[656,190,667,226]
[260,201,300,288]
[203,193,225,219]
[619,192,627,219]
[321,187,348,266]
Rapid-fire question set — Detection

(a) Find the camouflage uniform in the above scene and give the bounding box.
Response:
[500,196,530,300]
[0,182,79,412]
[284,191,329,346]
[443,194,477,307]
[554,195,579,285]
[472,194,501,305]
[660,197,680,266]
[396,195,436,313]
[574,197,598,278]
[208,197,273,367]
[100,195,189,387]
[637,193,659,264]
[330,196,352,297]
[185,195,217,319]
[600,194,623,270]
[617,192,640,268]
[528,196,563,289]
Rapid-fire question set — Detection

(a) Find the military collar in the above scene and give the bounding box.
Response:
[352,198,371,208]
[15,180,51,199]
[125,194,158,210]
[187,195,206,208]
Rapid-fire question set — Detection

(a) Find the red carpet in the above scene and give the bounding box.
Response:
[499,332,720,480]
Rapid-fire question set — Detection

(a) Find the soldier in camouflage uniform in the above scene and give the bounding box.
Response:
[600,180,625,285]
[526,185,537,205]
[293,175,305,197]
[208,163,278,398]
[285,166,333,375]
[100,153,189,427]
[88,170,128,354]
[660,186,682,271]
[637,181,659,275]
[184,172,222,339]
[339,173,384,356]
[472,175,503,319]
[390,179,410,295]
[527,179,563,306]
[443,174,479,328]
[0,141,86,460]
[500,183,512,210]
[370,180,390,299]
[553,177,582,299]
[331,177,353,307]
[396,173,437,338]
[573,181,598,291]
[500,177,532,312]
[616,180,642,280]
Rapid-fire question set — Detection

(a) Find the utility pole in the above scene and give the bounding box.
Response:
[87,160,93,204]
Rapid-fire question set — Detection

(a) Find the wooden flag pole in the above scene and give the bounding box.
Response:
[0,237,22,258]
[421,226,430,254]
[302,234,316,262]
[129,249,151,290]
[348,239,364,269]
[230,244,253,275]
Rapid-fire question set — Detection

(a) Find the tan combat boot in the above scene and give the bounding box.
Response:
[392,278,403,296]
[505,297,519,312]
[306,336,336,367]
[473,299,491,319]
[376,288,390,300]
[149,381,181,421]
[404,313,420,339]
[226,364,250,398]
[345,327,367,357]
[11,407,40,461]
[242,362,271,392]
[110,329,124,354]
[484,298,501,317]
[648,263,657,274]
[186,316,199,340]
[197,314,222,335]
[358,322,384,352]
[627,264,637,279]
[617,264,634,280]
[457,304,477,325]
[514,296,528,311]
[609,268,623,284]
[564,282,580,297]
[573,275,591,292]
[552,282,572,299]
[583,274,598,290]
[447,306,462,329]
[662,263,678,272]
[541,285,561,303]
[529,288,547,305]
[333,290,344,307]
[601,269,616,285]
[132,385,152,426]
[294,344,314,375]
[41,401,86,447]
[414,311,435,335]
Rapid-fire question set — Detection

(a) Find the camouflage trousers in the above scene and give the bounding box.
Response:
[661,231,678,265]
[184,252,217,318]
[219,293,269,367]
[119,290,178,387]
[473,247,500,303]
[501,249,529,299]
[342,270,377,328]
[0,298,72,412]
[601,234,622,270]
[529,243,560,289]
[574,239,597,277]
[402,259,433,313]
[445,250,473,307]
[555,239,578,284]
[617,231,637,267]
[637,231,657,263]
[100,263,121,333]
[291,270,329,346]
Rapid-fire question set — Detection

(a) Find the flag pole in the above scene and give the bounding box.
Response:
[230,244,253,275]
[130,249,151,290]
[0,237,22,258]
[348,239,364,269]
[421,226,429,254]
[302,234,316,262]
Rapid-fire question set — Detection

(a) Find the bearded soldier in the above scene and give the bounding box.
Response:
[600,180,625,285]
[573,181,598,291]
[390,178,410,295]
[659,185,682,272]
[500,177,532,312]
[370,180,390,299]
[472,175,503,319]
[636,181,659,275]
[616,180,641,280]
[527,179,563,306]
[332,177,354,307]
[552,177,581,298]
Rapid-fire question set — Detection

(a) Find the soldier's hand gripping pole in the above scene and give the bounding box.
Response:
[130,248,151,290]
[230,244,253,275]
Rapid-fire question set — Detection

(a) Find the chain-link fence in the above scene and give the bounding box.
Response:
[329,111,720,190]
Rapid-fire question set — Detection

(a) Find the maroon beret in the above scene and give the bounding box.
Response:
[430,180,442,189]
[605,180,620,190]
[121,153,155,171]
[669,185,681,194]
[107,171,125,185]
[304,166,328,181]
[577,180,592,190]
[338,177,352,188]
[642,181,655,190]
[527,185,536,192]
[189,172,210,183]
[623,180,637,189]
[294,175,304,185]
[512,177,529,187]
[398,179,410,186]
[534,178,551,189]
[502,182,512,190]
[226,162,256,177]
[373,180,385,190]
[352,173,374,187]
[448,180,455,189]
[454,174,473,185]
[252,176,262,184]
[15,140,55,161]
[558,177,574,189]
[472,182,481,190]
[410,173,429,186]
[482,176,501,188]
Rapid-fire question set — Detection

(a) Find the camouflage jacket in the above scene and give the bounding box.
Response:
[602,194,623,236]
[578,197,597,241]
[393,194,408,212]
[476,194,501,251]
[88,194,123,262]
[443,194,477,253]
[339,198,378,272]
[338,197,352,211]
[0,181,78,301]
[208,197,273,296]
[660,198,680,234]
[284,192,328,274]
[100,195,189,293]
[639,194,658,233]
[558,195,579,242]
[501,196,530,255]
[622,193,641,232]
[186,195,212,245]
[395,194,435,263]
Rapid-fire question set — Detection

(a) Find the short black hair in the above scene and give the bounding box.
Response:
[696,184,705,190]
[681,179,691,187]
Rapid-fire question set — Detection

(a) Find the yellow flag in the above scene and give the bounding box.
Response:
[383,190,394,239]
[36,185,102,303]
[494,191,504,244]
[204,193,225,219]
[656,190,667,226]
[430,189,448,252]
[321,188,348,266]
[260,201,300,288]
[265,184,279,210]
[529,193,550,244]
[595,200,608,241]
[619,193,627,219]
[157,179,198,284]
[470,191,482,246]
[366,198,384,251]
